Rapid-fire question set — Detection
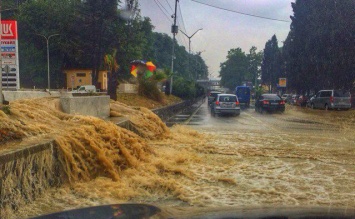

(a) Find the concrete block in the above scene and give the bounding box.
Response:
[60,95,110,118]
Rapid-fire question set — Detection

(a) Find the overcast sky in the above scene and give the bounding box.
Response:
[138,0,294,78]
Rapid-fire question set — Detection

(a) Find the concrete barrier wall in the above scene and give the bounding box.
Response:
[0,140,64,217]
[60,96,110,118]
[118,83,137,94]
[152,96,205,121]
[3,91,66,102]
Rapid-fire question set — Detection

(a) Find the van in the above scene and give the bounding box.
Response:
[235,86,250,106]
[74,85,97,93]
[309,90,351,110]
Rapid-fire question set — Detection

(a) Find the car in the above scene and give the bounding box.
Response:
[208,91,222,105]
[296,95,309,107]
[73,85,97,93]
[235,86,251,106]
[281,94,290,102]
[255,94,285,113]
[210,94,240,116]
[308,90,351,110]
[290,94,299,105]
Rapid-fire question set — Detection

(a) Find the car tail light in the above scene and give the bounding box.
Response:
[216,101,220,105]
[280,100,285,105]
[330,96,334,103]
[263,100,269,105]
[235,101,239,105]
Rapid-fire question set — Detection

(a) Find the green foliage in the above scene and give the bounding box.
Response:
[1,105,11,115]
[261,35,282,91]
[137,77,164,103]
[219,48,249,91]
[2,0,209,91]
[153,70,167,82]
[283,0,355,92]
[172,77,196,99]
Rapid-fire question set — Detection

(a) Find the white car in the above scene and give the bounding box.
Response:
[211,94,240,116]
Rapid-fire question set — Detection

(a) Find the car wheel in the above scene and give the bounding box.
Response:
[325,104,329,111]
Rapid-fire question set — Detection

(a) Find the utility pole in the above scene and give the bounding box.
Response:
[180,28,202,80]
[36,33,60,91]
[170,0,178,95]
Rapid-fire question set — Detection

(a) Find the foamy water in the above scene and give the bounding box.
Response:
[1,99,354,218]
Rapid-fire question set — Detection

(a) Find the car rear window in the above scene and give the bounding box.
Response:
[219,96,236,102]
[334,90,350,97]
[262,94,281,100]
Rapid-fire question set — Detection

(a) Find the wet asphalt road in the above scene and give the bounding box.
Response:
[166,99,341,134]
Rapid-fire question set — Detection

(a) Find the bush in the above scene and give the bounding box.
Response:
[172,77,196,99]
[1,105,11,115]
[137,69,167,103]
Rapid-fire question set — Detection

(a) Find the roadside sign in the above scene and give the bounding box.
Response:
[279,78,287,87]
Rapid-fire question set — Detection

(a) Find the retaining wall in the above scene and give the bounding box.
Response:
[60,95,110,118]
[3,91,68,102]
[0,140,64,217]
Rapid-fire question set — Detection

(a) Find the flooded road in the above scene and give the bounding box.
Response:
[7,100,355,218]
[164,102,355,208]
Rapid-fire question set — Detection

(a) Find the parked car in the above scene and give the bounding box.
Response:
[296,95,309,107]
[255,94,285,113]
[211,94,240,116]
[308,90,351,110]
[208,91,222,105]
[281,94,291,102]
[235,86,251,106]
[73,85,97,93]
[290,94,300,105]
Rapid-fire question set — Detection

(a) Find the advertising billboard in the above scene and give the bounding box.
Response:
[1,20,19,89]
[279,78,287,88]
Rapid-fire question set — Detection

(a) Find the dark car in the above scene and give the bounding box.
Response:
[255,94,285,113]
[296,95,309,107]
[208,91,222,105]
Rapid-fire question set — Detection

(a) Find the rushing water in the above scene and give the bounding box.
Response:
[1,99,354,219]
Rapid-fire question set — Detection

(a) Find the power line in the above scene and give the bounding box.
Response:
[153,0,172,22]
[178,2,187,33]
[156,0,173,16]
[165,0,174,12]
[191,0,290,23]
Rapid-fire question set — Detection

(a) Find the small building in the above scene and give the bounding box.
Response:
[63,69,108,91]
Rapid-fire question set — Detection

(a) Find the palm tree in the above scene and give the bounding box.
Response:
[104,49,120,100]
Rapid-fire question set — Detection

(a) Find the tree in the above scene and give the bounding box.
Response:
[247,46,263,88]
[104,50,119,100]
[283,0,355,93]
[261,35,282,92]
[74,0,120,87]
[219,48,249,91]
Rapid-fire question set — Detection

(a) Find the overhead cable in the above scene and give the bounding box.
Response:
[191,0,290,23]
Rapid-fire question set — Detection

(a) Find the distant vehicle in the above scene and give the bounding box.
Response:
[308,90,351,110]
[235,86,251,106]
[211,94,240,116]
[73,85,97,93]
[290,94,299,105]
[296,95,309,107]
[208,91,222,105]
[255,94,285,113]
[281,94,290,102]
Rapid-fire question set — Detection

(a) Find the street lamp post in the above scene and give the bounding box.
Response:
[36,33,60,91]
[180,28,202,80]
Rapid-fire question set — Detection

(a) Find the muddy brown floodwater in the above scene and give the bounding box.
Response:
[4,100,355,218]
